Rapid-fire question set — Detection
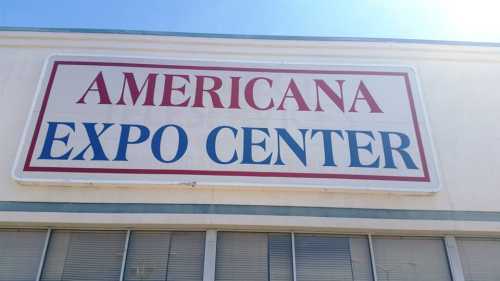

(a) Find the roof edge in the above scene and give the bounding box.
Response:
[2,26,500,48]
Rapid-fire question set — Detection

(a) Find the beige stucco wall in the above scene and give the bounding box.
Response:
[0,31,499,232]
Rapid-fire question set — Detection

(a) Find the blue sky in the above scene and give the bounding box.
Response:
[1,0,500,42]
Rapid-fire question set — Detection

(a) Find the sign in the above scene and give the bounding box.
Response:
[13,55,439,191]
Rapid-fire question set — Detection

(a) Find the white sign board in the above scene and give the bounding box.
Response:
[13,55,439,191]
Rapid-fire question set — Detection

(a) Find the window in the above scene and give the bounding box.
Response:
[372,237,452,281]
[41,230,127,281]
[124,231,205,281]
[0,229,46,281]
[457,238,500,281]
[4,228,489,281]
[294,234,373,281]
[216,232,293,281]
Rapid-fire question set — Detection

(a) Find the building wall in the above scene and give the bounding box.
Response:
[0,31,499,233]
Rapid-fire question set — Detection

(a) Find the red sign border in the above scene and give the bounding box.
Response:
[22,60,430,183]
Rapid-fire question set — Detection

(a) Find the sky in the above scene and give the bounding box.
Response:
[1,0,500,43]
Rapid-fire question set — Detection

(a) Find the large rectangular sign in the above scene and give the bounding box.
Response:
[13,55,439,191]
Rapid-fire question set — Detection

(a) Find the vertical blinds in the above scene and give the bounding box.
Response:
[295,235,372,281]
[215,232,292,281]
[124,231,205,281]
[41,230,126,281]
[0,229,46,281]
[373,237,452,281]
[457,238,500,281]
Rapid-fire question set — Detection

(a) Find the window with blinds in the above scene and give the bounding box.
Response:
[0,229,46,281]
[457,238,500,281]
[40,230,127,281]
[215,232,293,281]
[294,235,373,281]
[6,228,495,281]
[124,231,205,281]
[350,237,374,281]
[372,237,452,281]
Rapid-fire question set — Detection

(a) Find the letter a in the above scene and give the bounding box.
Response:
[277,79,310,111]
[76,72,112,104]
[348,81,382,113]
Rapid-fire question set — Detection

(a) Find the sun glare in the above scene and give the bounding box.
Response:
[439,0,500,41]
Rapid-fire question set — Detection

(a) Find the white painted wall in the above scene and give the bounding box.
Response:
[0,31,499,232]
